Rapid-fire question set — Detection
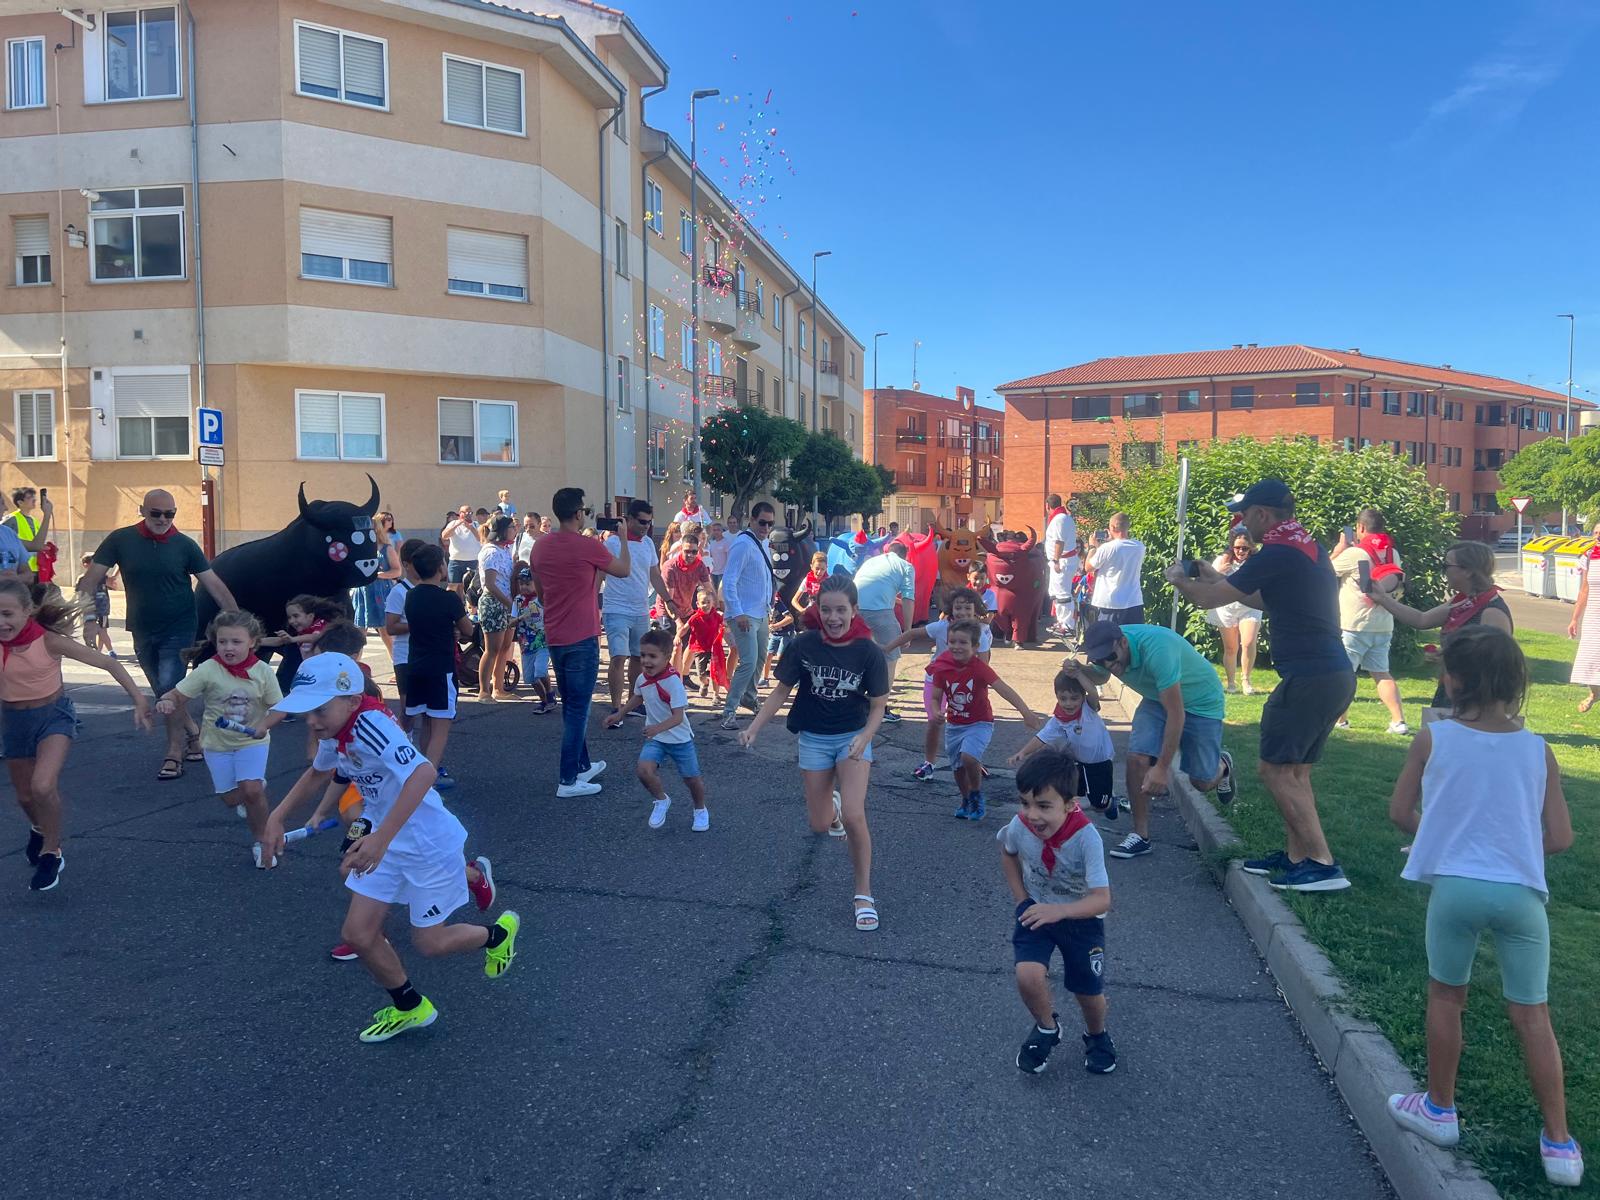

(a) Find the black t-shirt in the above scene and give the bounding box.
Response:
[775,630,890,735]
[404,583,465,675]
[1228,543,1350,676]
[91,525,209,640]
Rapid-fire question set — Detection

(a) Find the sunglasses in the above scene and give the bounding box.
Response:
[1089,655,1116,669]
[146,509,177,519]
[581,506,594,517]
[756,518,775,528]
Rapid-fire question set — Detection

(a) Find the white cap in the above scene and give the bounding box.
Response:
[272,652,364,713]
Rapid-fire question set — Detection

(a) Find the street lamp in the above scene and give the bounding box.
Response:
[689,87,720,498]
[873,331,887,391]
[1559,313,1575,534]
[810,249,831,528]
[871,330,888,471]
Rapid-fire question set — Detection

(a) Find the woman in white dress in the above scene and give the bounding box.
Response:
[1566,523,1600,714]
[1206,529,1262,693]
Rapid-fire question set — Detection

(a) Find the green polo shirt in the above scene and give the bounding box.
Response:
[92,525,210,641]
[1118,625,1226,720]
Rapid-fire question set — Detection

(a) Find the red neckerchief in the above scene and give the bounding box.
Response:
[1358,531,1396,566]
[800,606,874,643]
[1039,805,1091,874]
[925,650,979,683]
[1046,506,1066,523]
[803,570,826,596]
[0,618,46,664]
[1053,701,1084,724]
[1587,545,1600,561]
[333,695,393,752]
[303,618,328,640]
[218,653,261,680]
[138,520,176,543]
[674,553,703,573]
[642,665,680,704]
[1443,587,1503,632]
[1261,519,1319,562]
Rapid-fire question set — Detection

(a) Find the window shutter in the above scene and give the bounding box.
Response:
[483,66,521,132]
[439,399,475,439]
[301,209,392,265]
[341,35,384,102]
[342,394,383,448]
[113,371,189,418]
[298,391,339,433]
[447,228,526,290]
[444,56,482,126]
[13,216,49,257]
[297,25,340,93]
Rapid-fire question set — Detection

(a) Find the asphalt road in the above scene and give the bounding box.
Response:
[2,646,1393,1200]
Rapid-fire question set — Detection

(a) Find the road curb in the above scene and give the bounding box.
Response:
[1098,676,1501,1200]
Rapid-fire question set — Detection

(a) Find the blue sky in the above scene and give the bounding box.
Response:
[623,0,1600,411]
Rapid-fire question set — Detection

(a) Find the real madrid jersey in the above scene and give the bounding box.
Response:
[314,710,465,856]
[1036,703,1115,764]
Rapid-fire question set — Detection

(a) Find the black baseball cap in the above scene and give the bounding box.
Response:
[1080,620,1124,663]
[1226,479,1294,513]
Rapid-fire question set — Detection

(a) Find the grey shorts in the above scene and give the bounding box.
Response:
[2,695,78,758]
[860,607,904,664]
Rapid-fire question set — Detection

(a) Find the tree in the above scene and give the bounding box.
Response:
[699,404,809,517]
[1496,437,1569,518]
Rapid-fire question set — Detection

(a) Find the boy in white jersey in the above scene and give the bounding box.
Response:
[262,654,519,1043]
[1009,666,1121,819]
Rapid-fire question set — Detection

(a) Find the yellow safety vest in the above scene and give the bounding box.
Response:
[7,510,37,572]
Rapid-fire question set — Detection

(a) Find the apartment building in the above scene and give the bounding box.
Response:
[864,385,1003,530]
[997,345,1589,542]
[0,0,865,557]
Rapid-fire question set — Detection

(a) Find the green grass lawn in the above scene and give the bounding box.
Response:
[1210,630,1597,1199]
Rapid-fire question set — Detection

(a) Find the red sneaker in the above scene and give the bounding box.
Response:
[329,942,359,962]
[467,856,496,912]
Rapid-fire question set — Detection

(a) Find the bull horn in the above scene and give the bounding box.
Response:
[1021,525,1037,551]
[361,473,380,516]
[794,521,812,541]
[978,533,997,554]
[297,483,310,520]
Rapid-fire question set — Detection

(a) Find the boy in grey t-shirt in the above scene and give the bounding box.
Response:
[998,749,1117,1075]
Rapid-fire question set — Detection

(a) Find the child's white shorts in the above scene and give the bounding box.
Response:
[344,832,469,927]
[202,743,270,794]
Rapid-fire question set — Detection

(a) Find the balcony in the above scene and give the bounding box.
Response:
[700,266,736,332]
[818,359,841,399]
[731,289,762,350]
[702,374,736,401]
[895,468,928,488]
[733,387,761,406]
[895,430,928,449]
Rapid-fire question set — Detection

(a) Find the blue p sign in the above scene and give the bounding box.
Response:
[197,406,223,446]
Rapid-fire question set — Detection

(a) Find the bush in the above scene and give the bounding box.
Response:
[1081,436,1460,669]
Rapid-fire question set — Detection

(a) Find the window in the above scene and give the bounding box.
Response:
[300,207,391,286]
[847,412,855,443]
[12,215,50,285]
[1123,392,1161,418]
[104,7,178,101]
[13,390,54,460]
[1341,436,1356,452]
[678,211,692,256]
[1071,444,1109,469]
[1176,388,1201,410]
[614,218,628,277]
[799,317,808,349]
[1428,443,1437,464]
[1359,385,1371,408]
[446,227,527,300]
[648,305,665,358]
[644,179,663,235]
[298,390,384,461]
[439,397,515,465]
[113,368,189,458]
[1430,394,1440,416]
[442,53,523,135]
[756,279,765,315]
[1406,441,1422,465]
[615,357,631,412]
[1449,493,1461,513]
[1229,385,1255,409]
[1474,448,1504,471]
[1537,409,1552,432]
[1388,439,1402,455]
[296,21,385,108]
[7,37,45,109]
[90,186,183,281]
[772,378,782,412]
[1343,383,1356,407]
[1122,442,1160,468]
[821,336,832,367]
[1295,382,1322,406]
[648,426,669,479]
[755,365,766,401]
[1071,394,1110,420]
[680,322,693,370]
[1177,438,1201,454]
[773,297,782,330]
[1559,411,1568,433]
[1472,493,1501,514]
[1406,391,1424,416]
[1381,389,1400,415]
[707,340,722,377]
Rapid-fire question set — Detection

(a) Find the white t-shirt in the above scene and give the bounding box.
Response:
[313,709,466,857]
[706,534,731,575]
[1033,704,1114,764]
[1044,511,1079,599]
[637,671,693,744]
[385,579,415,665]
[996,814,1109,905]
[922,617,993,658]
[675,506,712,529]
[478,542,513,597]
[447,522,481,562]
[601,534,658,616]
[514,531,538,563]
[1090,537,1146,610]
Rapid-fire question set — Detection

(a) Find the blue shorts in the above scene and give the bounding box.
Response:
[640,737,702,778]
[521,646,550,681]
[767,630,795,657]
[944,720,994,768]
[134,630,190,695]
[2,695,78,758]
[1128,697,1222,783]
[797,729,874,771]
[603,611,651,658]
[1012,903,1107,997]
[447,560,473,584]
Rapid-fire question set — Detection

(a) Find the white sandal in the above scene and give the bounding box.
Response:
[829,790,846,837]
[853,895,879,932]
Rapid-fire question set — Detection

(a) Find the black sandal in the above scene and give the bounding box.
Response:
[184,734,204,763]
[157,757,183,781]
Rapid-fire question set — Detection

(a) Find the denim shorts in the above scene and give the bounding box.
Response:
[134,630,191,695]
[1012,903,1106,996]
[603,611,651,658]
[640,737,702,778]
[766,630,795,657]
[944,719,995,767]
[521,647,550,682]
[447,560,473,584]
[1128,697,1222,783]
[2,695,78,758]
[797,728,874,771]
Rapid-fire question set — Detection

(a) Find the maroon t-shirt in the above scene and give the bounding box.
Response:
[529,530,613,647]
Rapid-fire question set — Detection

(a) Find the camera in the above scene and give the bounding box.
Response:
[596,516,622,533]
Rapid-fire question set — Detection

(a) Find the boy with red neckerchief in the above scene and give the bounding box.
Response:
[1001,749,1116,1075]
[262,653,519,1044]
[1008,666,1119,819]
[925,619,1042,820]
[605,628,708,831]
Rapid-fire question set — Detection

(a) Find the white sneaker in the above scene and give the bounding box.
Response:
[556,780,602,798]
[1388,721,1411,735]
[577,759,607,783]
[692,807,710,832]
[649,798,671,829]
[235,804,247,819]
[251,842,277,869]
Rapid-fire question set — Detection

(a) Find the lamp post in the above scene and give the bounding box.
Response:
[810,249,831,527]
[871,330,887,469]
[1559,313,1575,534]
[689,87,720,497]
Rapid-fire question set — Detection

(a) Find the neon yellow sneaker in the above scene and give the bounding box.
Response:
[358,997,438,1043]
[485,911,520,979]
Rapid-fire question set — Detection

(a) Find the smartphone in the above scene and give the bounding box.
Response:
[596,516,622,533]
[39,487,47,501]
[1183,558,1201,579]
[1342,525,1355,542]
[1357,558,1373,594]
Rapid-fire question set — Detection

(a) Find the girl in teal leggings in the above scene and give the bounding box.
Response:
[1387,626,1581,1187]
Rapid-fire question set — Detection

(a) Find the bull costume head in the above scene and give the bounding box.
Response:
[981,526,1047,644]
[933,523,982,590]
[826,530,891,577]
[297,477,384,585]
[768,521,813,611]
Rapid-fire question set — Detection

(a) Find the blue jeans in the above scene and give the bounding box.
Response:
[549,637,599,786]
[722,615,768,717]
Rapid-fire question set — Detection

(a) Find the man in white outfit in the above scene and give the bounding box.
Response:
[1043,493,1078,638]
[1088,512,1146,626]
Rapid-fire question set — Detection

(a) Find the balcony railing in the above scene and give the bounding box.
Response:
[702,265,735,291]
[703,374,736,398]
[733,387,761,406]
[895,430,927,445]
[735,289,761,312]
[896,470,928,487]
[819,360,840,375]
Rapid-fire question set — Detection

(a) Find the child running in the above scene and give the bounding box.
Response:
[676,584,727,703]
[884,587,993,782]
[1008,665,1120,819]
[761,589,796,687]
[261,593,342,656]
[1001,749,1117,1075]
[262,653,518,1043]
[740,575,889,931]
[926,619,1041,820]
[384,537,427,732]
[0,578,151,890]
[604,627,709,831]
[156,611,286,867]
[791,551,829,617]
[403,545,472,782]
[1385,627,1581,1187]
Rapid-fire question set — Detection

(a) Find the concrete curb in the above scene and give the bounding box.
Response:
[1098,676,1501,1200]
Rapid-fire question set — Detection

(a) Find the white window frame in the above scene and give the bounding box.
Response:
[680,321,693,370]
[615,357,631,413]
[773,299,783,331]
[12,215,51,286]
[89,186,185,283]
[441,52,524,136]
[300,208,392,288]
[678,210,692,257]
[293,20,388,111]
[295,389,387,462]
[614,218,629,278]
[446,226,527,301]
[755,279,764,314]
[111,366,190,460]
[7,36,45,110]
[100,7,180,103]
[13,389,55,461]
[648,305,665,358]
[437,396,518,467]
[707,340,723,378]
[645,179,664,235]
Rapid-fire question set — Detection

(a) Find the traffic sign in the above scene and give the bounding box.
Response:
[1511,496,1532,514]
[198,445,224,466]
[197,406,223,447]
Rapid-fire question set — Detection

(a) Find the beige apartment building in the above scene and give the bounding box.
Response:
[0,0,865,557]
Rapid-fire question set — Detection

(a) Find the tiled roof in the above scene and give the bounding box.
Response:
[997,344,1581,406]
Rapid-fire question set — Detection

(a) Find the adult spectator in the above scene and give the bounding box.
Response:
[1167,478,1355,893]
[350,509,401,661]
[514,512,541,565]
[1330,508,1408,734]
[1043,494,1079,638]
[529,487,631,797]
[4,486,52,579]
[664,529,712,624]
[888,521,901,538]
[78,489,238,782]
[1206,529,1261,693]
[602,499,675,718]
[706,520,731,588]
[1568,523,1600,715]
[718,501,777,728]
[476,513,518,701]
[0,516,30,579]
[1078,621,1234,859]
[852,542,916,724]
[674,490,712,530]
[442,506,481,602]
[1087,513,1145,625]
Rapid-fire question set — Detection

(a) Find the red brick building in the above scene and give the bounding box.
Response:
[997,345,1588,541]
[865,385,1004,530]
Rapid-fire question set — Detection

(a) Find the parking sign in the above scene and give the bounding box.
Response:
[198,406,223,447]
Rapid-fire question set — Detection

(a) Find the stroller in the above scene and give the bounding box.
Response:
[456,565,521,694]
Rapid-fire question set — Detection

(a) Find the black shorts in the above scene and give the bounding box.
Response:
[403,669,457,720]
[393,662,410,704]
[1012,905,1106,996]
[1079,759,1115,806]
[1097,605,1145,627]
[1259,670,1356,765]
